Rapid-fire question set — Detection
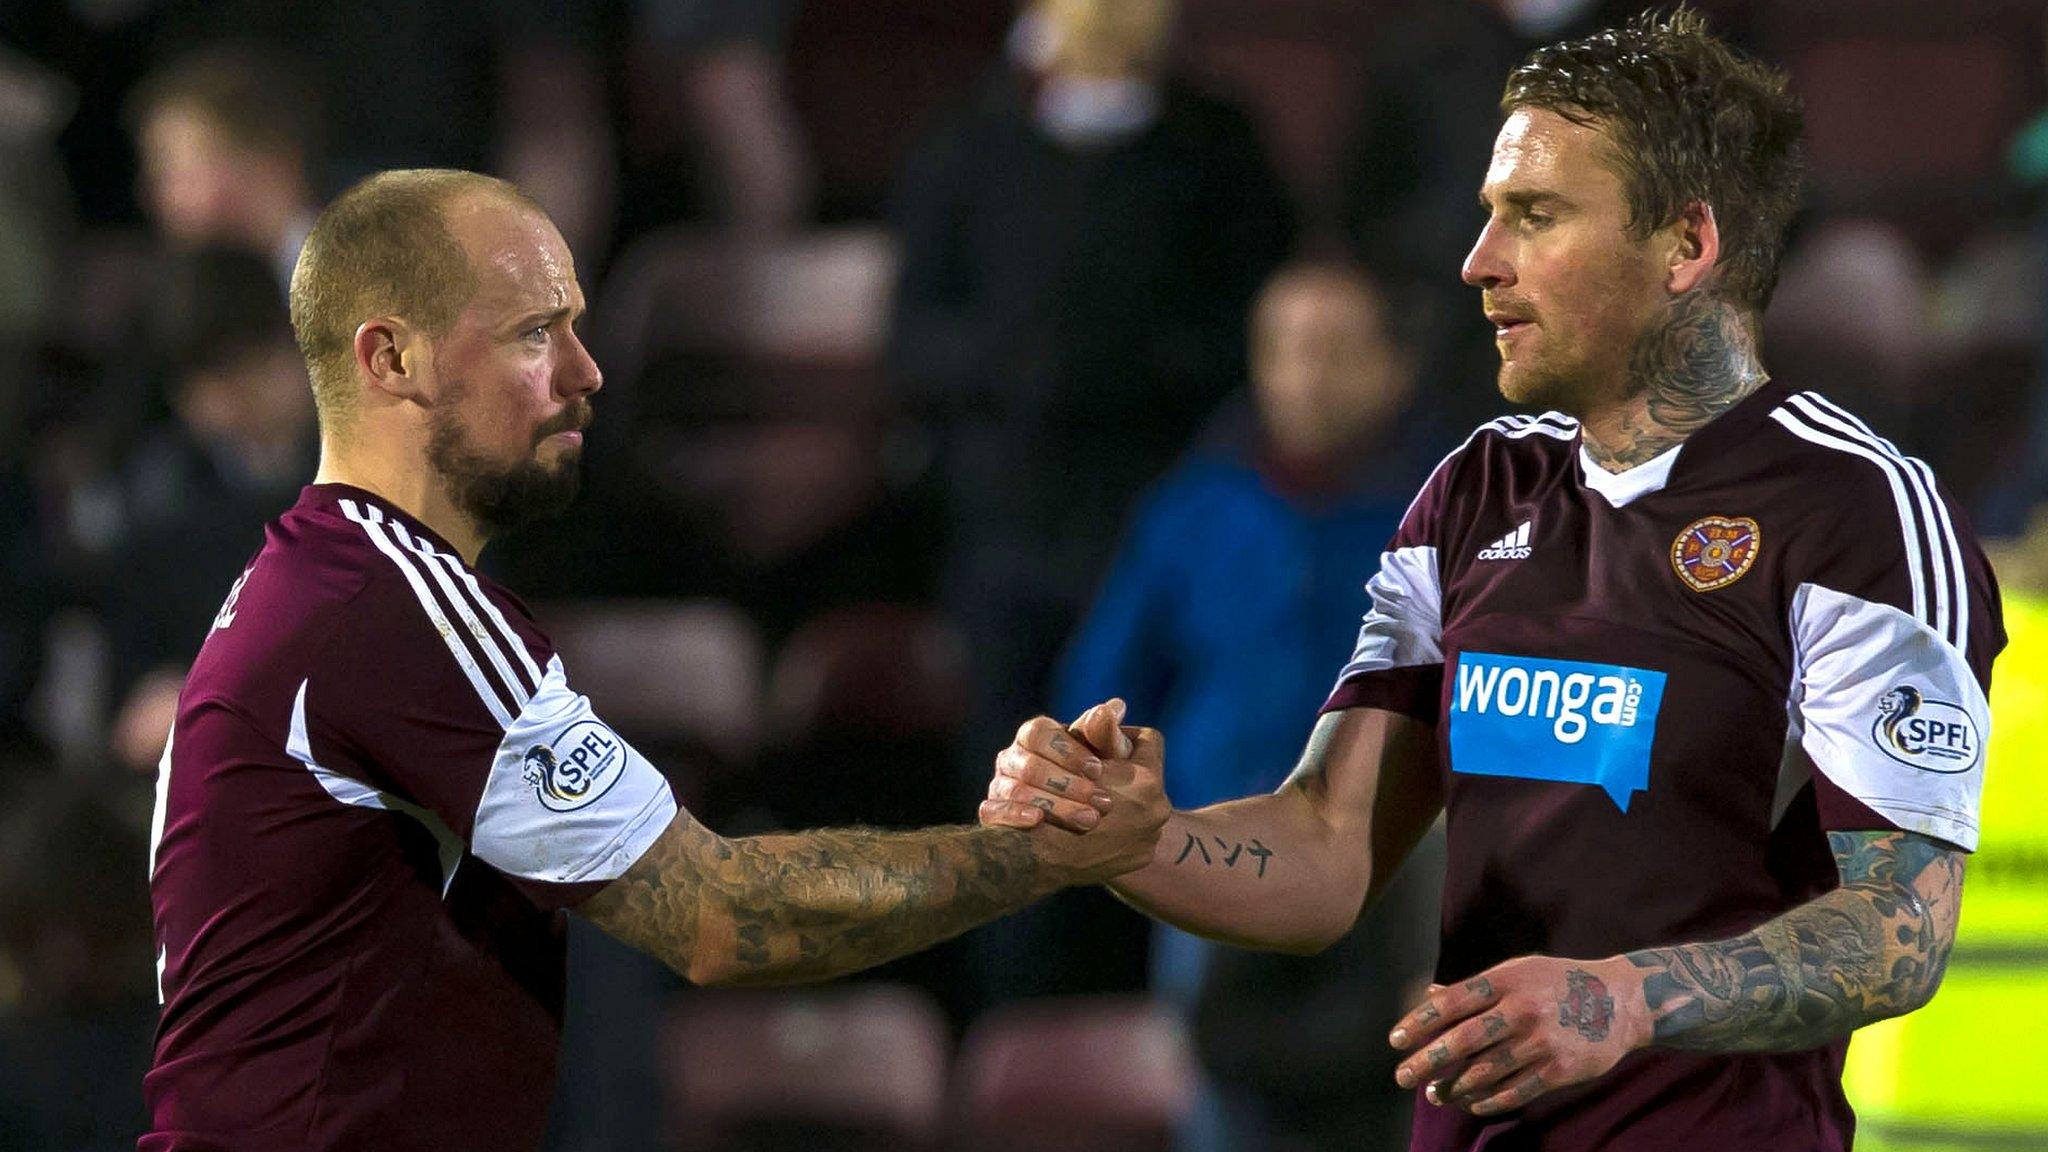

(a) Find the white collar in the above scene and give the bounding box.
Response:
[1577,441,1680,508]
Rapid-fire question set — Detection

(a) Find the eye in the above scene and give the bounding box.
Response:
[522,325,550,345]
[1522,211,1554,231]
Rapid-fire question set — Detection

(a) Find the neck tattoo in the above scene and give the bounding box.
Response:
[1583,291,1768,472]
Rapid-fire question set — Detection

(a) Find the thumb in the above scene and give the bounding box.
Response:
[1125,725,1164,770]
[1072,698,1132,759]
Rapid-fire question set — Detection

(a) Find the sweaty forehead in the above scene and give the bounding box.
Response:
[447,195,581,316]
[1482,107,1618,201]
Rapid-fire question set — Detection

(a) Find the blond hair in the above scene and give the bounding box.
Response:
[289,168,541,432]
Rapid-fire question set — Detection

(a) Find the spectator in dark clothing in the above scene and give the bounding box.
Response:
[889,0,1294,1005]
[0,778,156,1152]
[101,246,315,773]
[616,0,812,241]
[1053,261,1445,1150]
[1341,0,1614,433]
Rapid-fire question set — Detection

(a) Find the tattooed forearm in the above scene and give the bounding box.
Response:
[1584,291,1767,471]
[1625,831,1963,1052]
[581,812,1059,986]
[1171,832,1274,877]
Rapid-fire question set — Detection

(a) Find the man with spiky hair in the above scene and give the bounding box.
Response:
[983,10,2002,1149]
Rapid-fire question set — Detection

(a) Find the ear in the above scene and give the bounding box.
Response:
[1664,200,1721,296]
[352,317,429,405]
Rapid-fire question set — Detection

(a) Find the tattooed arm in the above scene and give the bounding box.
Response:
[981,706,1443,954]
[1625,829,1964,1051]
[1386,829,1966,1118]
[581,742,1169,986]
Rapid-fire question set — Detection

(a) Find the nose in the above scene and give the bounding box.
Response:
[1461,218,1515,290]
[556,325,603,399]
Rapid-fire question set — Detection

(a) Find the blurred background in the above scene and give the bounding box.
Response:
[0,0,2043,1149]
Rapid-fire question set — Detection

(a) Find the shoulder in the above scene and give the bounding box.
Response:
[1754,390,1937,498]
[1756,390,1975,556]
[1759,390,1999,661]
[1431,411,1580,485]
[311,498,554,693]
[1389,412,1576,542]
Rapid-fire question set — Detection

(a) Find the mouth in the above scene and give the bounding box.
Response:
[539,408,594,448]
[1486,312,1534,341]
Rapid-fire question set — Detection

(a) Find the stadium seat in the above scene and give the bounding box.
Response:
[1790,35,2026,193]
[769,604,970,744]
[596,228,905,587]
[545,599,765,771]
[785,1,1011,218]
[594,226,898,406]
[747,603,972,838]
[949,996,1197,1152]
[663,984,951,1152]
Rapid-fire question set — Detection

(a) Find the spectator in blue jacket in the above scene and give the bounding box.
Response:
[1056,259,1449,1151]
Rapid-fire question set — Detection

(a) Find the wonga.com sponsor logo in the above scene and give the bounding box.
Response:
[1449,651,1668,811]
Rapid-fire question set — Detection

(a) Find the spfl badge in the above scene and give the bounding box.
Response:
[1671,516,1760,592]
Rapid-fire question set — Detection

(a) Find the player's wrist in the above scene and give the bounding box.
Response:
[1592,954,1656,1053]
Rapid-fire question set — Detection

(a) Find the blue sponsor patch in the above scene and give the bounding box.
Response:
[1448,651,1666,811]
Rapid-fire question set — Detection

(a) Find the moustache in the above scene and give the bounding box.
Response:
[536,403,594,443]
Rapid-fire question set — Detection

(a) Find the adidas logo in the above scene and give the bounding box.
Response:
[1476,521,1533,561]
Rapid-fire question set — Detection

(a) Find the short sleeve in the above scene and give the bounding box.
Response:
[310,515,677,908]
[1321,450,1453,720]
[1781,436,2005,853]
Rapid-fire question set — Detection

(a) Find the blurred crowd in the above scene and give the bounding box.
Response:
[0,0,2043,1149]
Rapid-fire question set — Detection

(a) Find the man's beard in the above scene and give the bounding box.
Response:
[427,401,590,537]
[1498,356,1576,411]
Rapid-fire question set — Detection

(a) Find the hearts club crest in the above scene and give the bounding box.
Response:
[1671,516,1760,592]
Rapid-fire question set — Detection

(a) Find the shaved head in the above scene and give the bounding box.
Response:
[289,169,544,434]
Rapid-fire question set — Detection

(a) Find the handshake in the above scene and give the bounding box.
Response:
[977,699,1173,885]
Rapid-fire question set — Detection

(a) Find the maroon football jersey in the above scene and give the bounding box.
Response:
[1325,381,2001,1151]
[143,485,678,1151]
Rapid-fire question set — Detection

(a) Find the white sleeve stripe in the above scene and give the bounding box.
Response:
[387,522,534,706]
[289,679,389,810]
[290,679,465,893]
[1779,395,1969,658]
[1768,406,1939,645]
[1799,392,1972,662]
[338,499,517,727]
[1785,391,1941,635]
[433,549,544,691]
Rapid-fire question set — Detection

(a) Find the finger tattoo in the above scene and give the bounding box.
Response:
[1482,1012,1509,1041]
[1466,976,1496,999]
[1046,775,1070,794]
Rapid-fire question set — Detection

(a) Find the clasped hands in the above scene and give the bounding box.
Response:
[976,699,1658,1118]
[977,698,1170,883]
